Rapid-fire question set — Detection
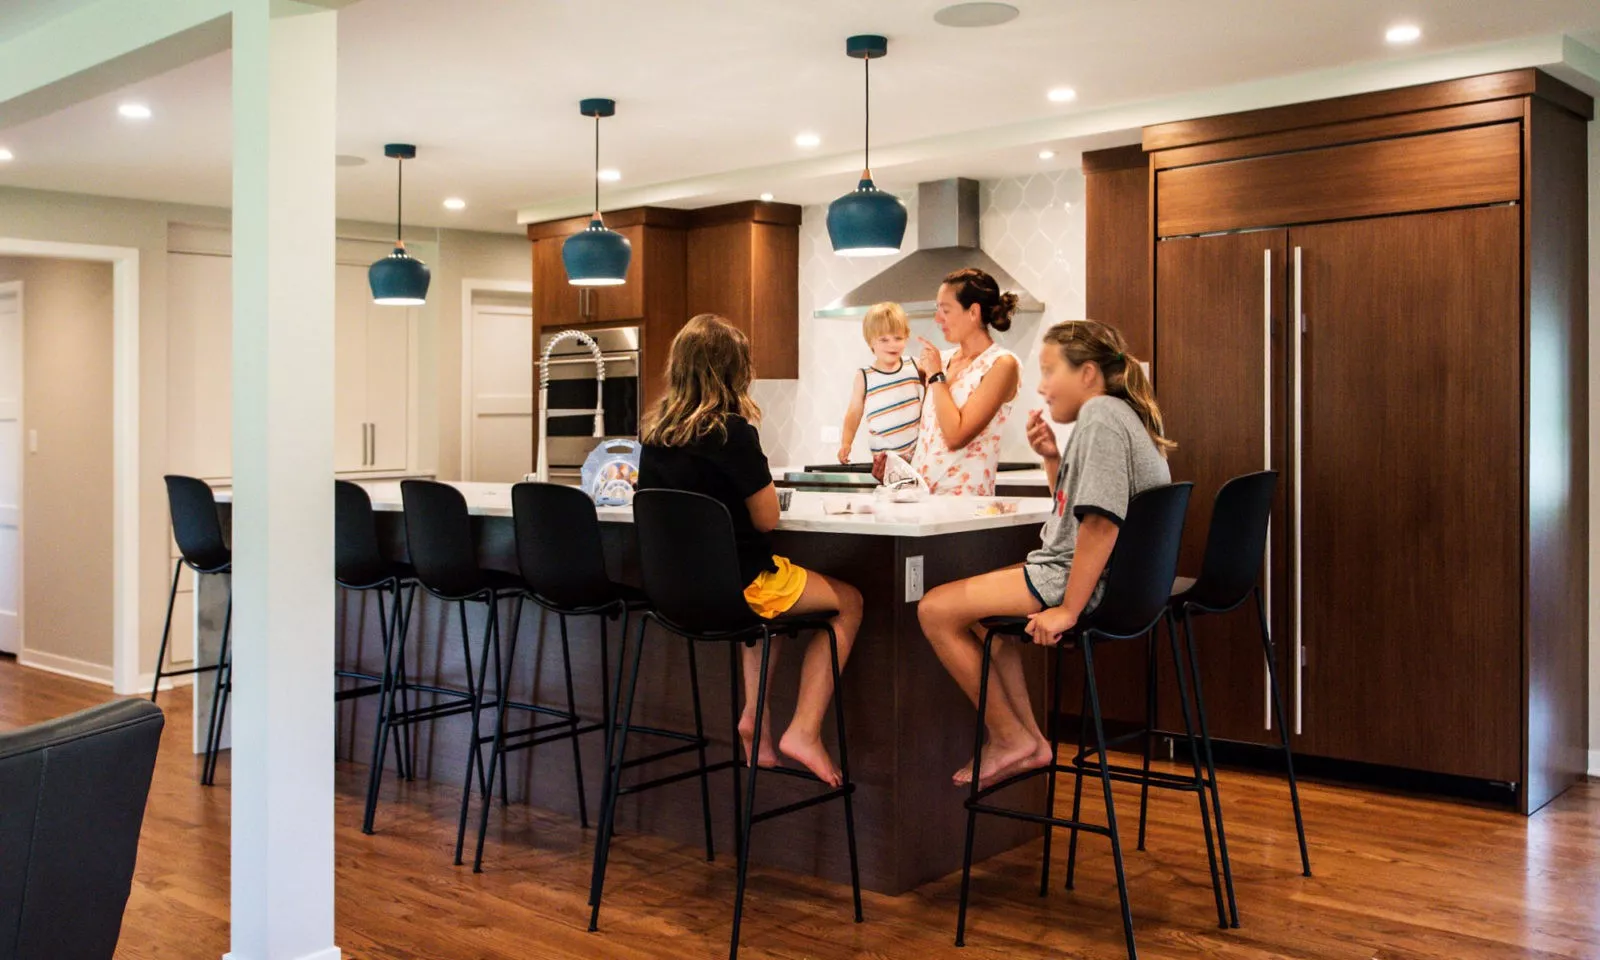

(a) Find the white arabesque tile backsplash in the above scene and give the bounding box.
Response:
[752,170,1086,468]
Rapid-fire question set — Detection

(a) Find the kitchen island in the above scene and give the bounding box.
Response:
[201,483,1057,896]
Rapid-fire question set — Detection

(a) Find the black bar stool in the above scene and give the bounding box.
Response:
[336,480,420,828]
[1152,470,1311,924]
[392,480,525,862]
[151,475,232,786]
[468,482,646,872]
[955,483,1198,960]
[589,489,861,960]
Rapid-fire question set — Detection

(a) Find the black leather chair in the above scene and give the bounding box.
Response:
[0,699,164,960]
[152,475,231,786]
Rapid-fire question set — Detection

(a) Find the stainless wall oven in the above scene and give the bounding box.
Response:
[538,324,640,484]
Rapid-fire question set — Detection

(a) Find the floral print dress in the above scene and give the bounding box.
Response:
[912,341,1016,496]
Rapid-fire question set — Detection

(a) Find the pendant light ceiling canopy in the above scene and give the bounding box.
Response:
[369,143,431,305]
[827,34,907,258]
[562,98,632,287]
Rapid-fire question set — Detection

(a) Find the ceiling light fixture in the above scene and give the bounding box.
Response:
[795,132,821,148]
[563,98,631,287]
[1047,87,1077,103]
[367,144,430,306]
[1038,149,1056,160]
[1385,23,1421,44]
[932,2,1020,28]
[118,103,152,120]
[827,34,907,258]
[760,193,775,202]
[597,168,621,182]
[443,197,466,211]
[0,148,13,162]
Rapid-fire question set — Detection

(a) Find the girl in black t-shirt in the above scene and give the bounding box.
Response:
[638,314,862,788]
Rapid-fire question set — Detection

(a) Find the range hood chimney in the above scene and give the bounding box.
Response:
[813,177,1045,320]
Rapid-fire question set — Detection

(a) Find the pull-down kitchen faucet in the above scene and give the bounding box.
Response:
[534,328,605,482]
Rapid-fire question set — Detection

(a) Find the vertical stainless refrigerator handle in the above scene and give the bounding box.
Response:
[1292,245,1304,736]
[1263,247,1273,731]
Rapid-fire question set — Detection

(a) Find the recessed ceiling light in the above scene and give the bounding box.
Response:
[597,168,621,182]
[1047,87,1077,104]
[760,192,775,202]
[1038,149,1056,160]
[0,148,13,162]
[118,103,152,120]
[933,2,1020,28]
[442,198,466,210]
[1385,23,1421,44]
[794,132,821,148]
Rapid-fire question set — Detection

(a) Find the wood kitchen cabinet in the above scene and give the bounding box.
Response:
[686,201,802,379]
[1126,68,1590,812]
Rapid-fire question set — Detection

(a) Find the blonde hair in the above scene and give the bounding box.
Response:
[1043,320,1175,456]
[641,314,761,447]
[862,302,910,343]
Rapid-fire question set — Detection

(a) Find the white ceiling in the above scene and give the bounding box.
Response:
[0,0,1598,234]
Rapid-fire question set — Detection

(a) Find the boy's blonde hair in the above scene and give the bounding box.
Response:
[862,301,910,343]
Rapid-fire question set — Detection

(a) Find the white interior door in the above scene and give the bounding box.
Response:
[0,284,22,655]
[468,299,533,482]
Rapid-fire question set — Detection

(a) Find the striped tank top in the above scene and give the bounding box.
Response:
[862,358,924,455]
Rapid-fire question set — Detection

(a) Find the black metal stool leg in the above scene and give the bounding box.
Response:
[954,628,997,947]
[1182,608,1239,928]
[825,624,862,923]
[1064,670,1090,891]
[473,595,523,872]
[728,630,773,960]
[201,590,233,786]
[589,615,648,931]
[1257,587,1311,877]
[1039,644,1065,896]
[1167,611,1227,928]
[589,611,631,908]
[727,643,745,865]
[372,582,406,781]
[395,584,418,781]
[493,598,512,807]
[1083,635,1138,960]
[453,599,494,865]
[363,583,403,834]
[554,611,589,828]
[151,558,184,701]
[1137,628,1157,852]
[686,641,715,862]
[598,612,614,773]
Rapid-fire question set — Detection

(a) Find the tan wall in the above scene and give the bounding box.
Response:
[0,257,115,671]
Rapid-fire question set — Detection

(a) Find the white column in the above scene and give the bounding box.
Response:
[228,2,339,959]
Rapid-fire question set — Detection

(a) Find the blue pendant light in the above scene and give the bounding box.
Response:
[563,98,632,287]
[369,143,431,305]
[828,35,907,257]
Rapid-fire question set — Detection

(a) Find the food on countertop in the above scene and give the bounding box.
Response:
[973,498,1020,517]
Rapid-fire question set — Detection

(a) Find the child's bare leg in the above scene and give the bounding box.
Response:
[739,640,782,768]
[776,571,862,788]
[919,567,1052,787]
[952,634,1047,784]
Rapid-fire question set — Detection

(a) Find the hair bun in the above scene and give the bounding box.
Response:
[991,291,1019,332]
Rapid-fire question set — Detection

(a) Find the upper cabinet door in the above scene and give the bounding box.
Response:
[333,264,371,472]
[167,253,235,479]
[364,298,412,472]
[1294,205,1521,780]
[533,237,583,329]
[592,224,646,322]
[1154,228,1289,746]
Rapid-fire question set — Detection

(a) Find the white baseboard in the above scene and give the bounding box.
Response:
[17,649,113,686]
[1590,750,1599,779]
[135,670,195,696]
[224,948,340,960]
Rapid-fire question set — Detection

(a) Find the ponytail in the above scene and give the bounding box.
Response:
[1043,320,1176,456]
[942,268,1018,332]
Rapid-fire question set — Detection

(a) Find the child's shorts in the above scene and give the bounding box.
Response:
[745,555,809,619]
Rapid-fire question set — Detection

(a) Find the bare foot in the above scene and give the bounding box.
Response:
[737,713,780,769]
[778,728,842,787]
[953,736,1054,789]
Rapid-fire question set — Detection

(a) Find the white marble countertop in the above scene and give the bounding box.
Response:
[219,481,1052,538]
[769,464,1050,486]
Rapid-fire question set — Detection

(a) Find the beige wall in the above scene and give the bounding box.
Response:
[0,257,115,671]
[1589,117,1598,772]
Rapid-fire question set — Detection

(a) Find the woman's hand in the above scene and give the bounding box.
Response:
[917,337,944,378]
[870,450,888,483]
[1025,409,1059,460]
[1026,605,1078,646]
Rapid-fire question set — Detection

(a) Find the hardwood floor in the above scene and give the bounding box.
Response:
[3,656,1596,959]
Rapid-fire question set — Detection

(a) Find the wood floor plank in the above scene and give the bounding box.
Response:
[1,657,1594,959]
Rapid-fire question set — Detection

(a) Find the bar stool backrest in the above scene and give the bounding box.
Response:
[1081,482,1193,639]
[511,482,615,610]
[400,480,484,599]
[335,481,390,588]
[633,489,758,634]
[1188,470,1278,611]
[164,475,230,572]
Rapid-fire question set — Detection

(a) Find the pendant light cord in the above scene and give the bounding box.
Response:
[594,113,601,216]
[395,157,403,245]
[864,55,871,173]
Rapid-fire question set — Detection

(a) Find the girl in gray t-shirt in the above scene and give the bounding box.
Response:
[916,320,1174,787]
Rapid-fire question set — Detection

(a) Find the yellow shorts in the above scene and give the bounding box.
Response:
[743,555,809,619]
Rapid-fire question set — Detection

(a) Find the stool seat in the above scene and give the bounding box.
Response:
[652,609,841,646]
[528,580,650,618]
[338,560,416,592]
[420,568,526,603]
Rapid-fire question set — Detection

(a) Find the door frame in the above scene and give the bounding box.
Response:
[458,278,533,480]
[0,281,22,658]
[0,238,140,693]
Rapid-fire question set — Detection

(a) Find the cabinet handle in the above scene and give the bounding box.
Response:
[369,423,376,467]
[1291,245,1304,736]
[363,422,372,467]
[1263,247,1274,732]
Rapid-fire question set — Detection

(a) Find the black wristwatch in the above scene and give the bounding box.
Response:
[928,371,947,384]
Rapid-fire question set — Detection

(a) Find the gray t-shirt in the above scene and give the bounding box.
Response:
[1023,395,1172,609]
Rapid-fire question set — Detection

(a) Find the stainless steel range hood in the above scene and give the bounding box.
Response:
[813,177,1045,320]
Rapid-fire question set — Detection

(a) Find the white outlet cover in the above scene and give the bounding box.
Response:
[905,554,925,602]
